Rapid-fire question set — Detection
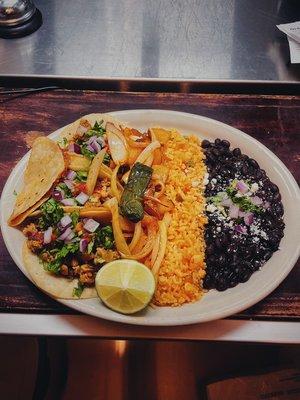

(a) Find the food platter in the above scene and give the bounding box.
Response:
[1,109,300,326]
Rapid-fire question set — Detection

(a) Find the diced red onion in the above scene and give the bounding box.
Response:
[221,197,233,207]
[60,215,72,228]
[264,201,270,209]
[43,227,53,244]
[234,225,247,234]
[58,227,73,241]
[91,140,102,153]
[251,196,263,206]
[64,180,74,191]
[87,135,98,144]
[68,143,81,154]
[238,210,246,218]
[236,180,249,194]
[66,170,77,180]
[244,212,254,226]
[87,144,96,153]
[79,238,88,253]
[61,198,76,206]
[52,188,64,201]
[84,218,99,233]
[75,192,89,205]
[229,204,239,219]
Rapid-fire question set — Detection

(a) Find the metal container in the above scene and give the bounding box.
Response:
[0,0,42,38]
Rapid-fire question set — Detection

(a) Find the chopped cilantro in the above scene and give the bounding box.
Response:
[13,190,18,196]
[38,199,64,229]
[96,225,114,250]
[81,144,95,160]
[73,281,84,298]
[93,120,105,133]
[58,137,68,149]
[225,185,262,213]
[84,121,105,138]
[75,171,88,182]
[230,195,262,213]
[58,182,72,197]
[71,211,80,227]
[43,259,61,274]
[43,242,79,275]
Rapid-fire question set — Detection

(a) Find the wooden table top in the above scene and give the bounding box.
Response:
[0,90,299,321]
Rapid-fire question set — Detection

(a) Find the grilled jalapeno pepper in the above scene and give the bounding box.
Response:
[120,162,153,222]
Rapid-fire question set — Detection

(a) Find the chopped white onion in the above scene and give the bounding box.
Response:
[64,180,74,191]
[84,218,99,233]
[76,124,89,137]
[61,198,76,206]
[43,227,53,244]
[64,231,75,242]
[58,227,73,241]
[60,215,72,228]
[75,192,89,205]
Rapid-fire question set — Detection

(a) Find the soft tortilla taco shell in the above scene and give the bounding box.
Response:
[23,243,97,299]
[58,113,125,141]
[9,137,65,226]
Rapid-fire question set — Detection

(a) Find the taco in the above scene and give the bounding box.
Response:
[9,137,65,226]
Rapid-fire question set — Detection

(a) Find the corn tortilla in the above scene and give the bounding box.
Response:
[9,137,65,226]
[23,243,97,299]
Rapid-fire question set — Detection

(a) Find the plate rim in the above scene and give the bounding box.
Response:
[1,109,300,326]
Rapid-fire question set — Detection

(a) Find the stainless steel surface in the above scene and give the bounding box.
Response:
[0,0,35,26]
[0,0,300,82]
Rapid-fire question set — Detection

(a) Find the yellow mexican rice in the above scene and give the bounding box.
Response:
[154,130,207,306]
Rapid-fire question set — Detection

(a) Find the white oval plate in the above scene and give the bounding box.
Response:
[1,110,300,326]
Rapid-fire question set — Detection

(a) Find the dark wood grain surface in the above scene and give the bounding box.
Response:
[0,90,299,320]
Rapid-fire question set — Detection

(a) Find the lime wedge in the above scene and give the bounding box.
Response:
[95,259,156,314]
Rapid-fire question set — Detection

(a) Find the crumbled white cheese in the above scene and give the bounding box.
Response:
[236,192,243,198]
[206,204,217,213]
[203,173,209,186]
[250,183,259,193]
[211,178,217,184]
[216,227,221,232]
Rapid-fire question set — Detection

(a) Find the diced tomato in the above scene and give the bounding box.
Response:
[73,182,87,195]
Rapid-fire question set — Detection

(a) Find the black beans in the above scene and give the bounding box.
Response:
[249,158,259,169]
[201,139,211,149]
[202,137,285,292]
[221,139,230,148]
[233,148,241,156]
